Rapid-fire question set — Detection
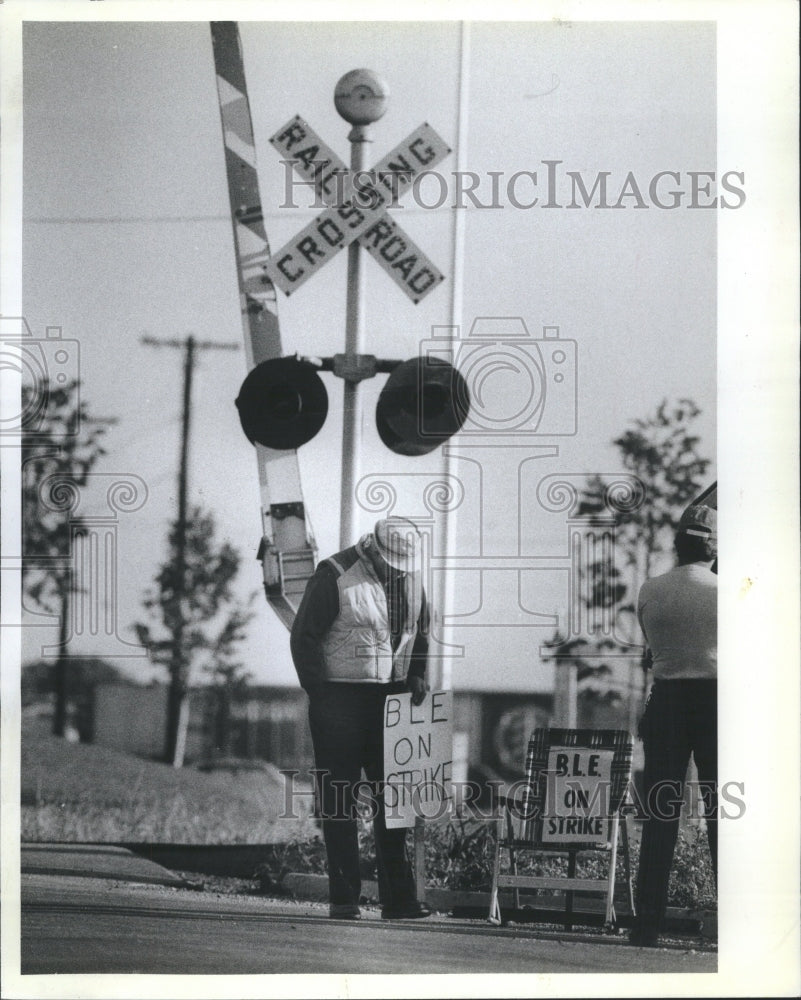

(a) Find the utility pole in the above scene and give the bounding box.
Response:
[141,334,239,767]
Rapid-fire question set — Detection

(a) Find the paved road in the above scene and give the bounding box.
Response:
[21,874,716,976]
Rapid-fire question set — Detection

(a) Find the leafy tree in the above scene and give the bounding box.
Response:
[591,397,712,584]
[546,398,712,726]
[21,380,114,736]
[133,506,255,766]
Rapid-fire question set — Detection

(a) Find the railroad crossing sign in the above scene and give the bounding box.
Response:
[264,115,451,303]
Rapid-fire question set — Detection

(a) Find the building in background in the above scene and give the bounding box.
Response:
[86,680,635,789]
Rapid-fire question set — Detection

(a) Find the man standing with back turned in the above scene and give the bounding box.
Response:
[630,504,718,946]
[290,516,432,921]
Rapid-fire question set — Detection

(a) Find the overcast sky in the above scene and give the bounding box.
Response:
[18,17,720,690]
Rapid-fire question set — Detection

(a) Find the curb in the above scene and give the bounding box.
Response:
[281,872,717,939]
[123,843,279,879]
[22,843,198,890]
[112,843,716,941]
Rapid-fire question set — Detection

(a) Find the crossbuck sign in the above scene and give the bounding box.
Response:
[264,115,451,304]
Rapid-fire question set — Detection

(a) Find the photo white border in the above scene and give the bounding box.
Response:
[1,1,798,997]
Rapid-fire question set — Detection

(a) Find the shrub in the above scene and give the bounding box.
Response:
[666,825,717,909]
[21,730,316,844]
[254,838,328,893]
[293,815,717,911]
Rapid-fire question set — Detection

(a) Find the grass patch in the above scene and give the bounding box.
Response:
[22,727,316,844]
[22,726,717,911]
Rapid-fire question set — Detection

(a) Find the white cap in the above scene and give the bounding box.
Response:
[373,517,423,572]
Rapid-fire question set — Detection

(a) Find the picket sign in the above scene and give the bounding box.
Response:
[488,728,636,929]
[383,690,454,898]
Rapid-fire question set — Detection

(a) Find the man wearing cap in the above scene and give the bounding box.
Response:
[290,517,432,921]
[630,505,718,947]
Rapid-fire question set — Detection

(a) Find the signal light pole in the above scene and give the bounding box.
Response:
[232,68,469,634]
[334,69,389,549]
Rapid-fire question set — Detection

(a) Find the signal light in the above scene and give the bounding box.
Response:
[236,354,470,455]
[376,356,470,456]
[235,357,328,450]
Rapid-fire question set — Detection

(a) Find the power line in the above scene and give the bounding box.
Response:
[27,214,232,225]
[26,206,456,224]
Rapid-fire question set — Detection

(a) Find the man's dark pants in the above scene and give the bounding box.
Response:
[308,681,417,909]
[635,678,718,934]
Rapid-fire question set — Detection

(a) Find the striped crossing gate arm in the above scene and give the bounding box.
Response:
[210,21,316,629]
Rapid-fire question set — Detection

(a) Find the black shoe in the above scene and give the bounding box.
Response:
[628,925,660,947]
[381,900,431,920]
[329,903,361,920]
